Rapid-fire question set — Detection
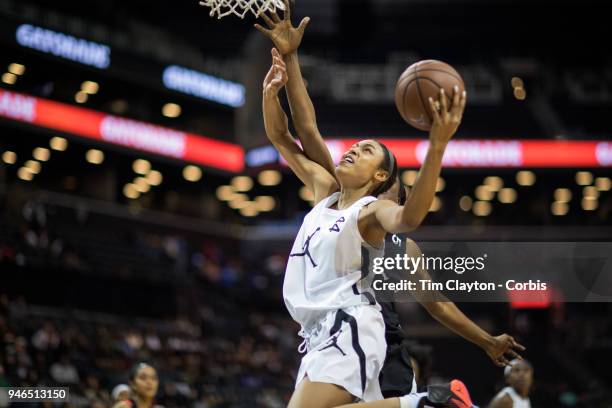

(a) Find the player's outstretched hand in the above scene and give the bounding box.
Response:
[263,48,288,95]
[485,334,526,367]
[428,85,467,149]
[254,0,310,55]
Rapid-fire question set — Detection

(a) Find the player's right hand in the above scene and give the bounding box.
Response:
[485,334,526,367]
[254,0,310,55]
[263,48,288,95]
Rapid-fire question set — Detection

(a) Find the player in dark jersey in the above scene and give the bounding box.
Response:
[375,179,525,405]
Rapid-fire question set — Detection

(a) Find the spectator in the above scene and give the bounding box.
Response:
[113,363,162,408]
[112,384,131,402]
[49,355,80,384]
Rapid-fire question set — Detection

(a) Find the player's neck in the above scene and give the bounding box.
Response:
[336,187,369,210]
[513,386,529,399]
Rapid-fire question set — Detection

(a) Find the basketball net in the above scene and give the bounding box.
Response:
[199,0,286,19]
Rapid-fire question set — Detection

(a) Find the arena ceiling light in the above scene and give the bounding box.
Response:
[123,183,140,200]
[216,186,235,201]
[86,149,104,164]
[183,165,202,182]
[240,204,259,217]
[516,171,536,186]
[483,176,503,192]
[554,188,572,203]
[498,188,517,204]
[134,177,151,193]
[24,160,41,174]
[2,151,17,165]
[50,137,68,151]
[1,73,17,85]
[75,91,88,104]
[33,147,50,161]
[133,159,151,175]
[575,171,593,186]
[551,201,569,216]
[459,196,473,212]
[258,170,282,186]
[17,167,34,181]
[146,170,163,186]
[81,81,99,95]
[475,185,494,201]
[8,63,25,76]
[16,24,111,69]
[473,201,492,217]
[581,197,598,211]
[595,177,611,191]
[231,176,253,192]
[254,196,276,212]
[162,103,182,118]
[162,65,245,108]
[583,186,599,200]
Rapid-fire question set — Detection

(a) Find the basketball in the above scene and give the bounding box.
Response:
[395,60,465,131]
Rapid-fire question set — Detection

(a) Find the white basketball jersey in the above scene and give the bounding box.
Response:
[283,192,384,330]
[493,387,531,408]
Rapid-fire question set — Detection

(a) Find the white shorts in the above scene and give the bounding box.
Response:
[295,305,387,402]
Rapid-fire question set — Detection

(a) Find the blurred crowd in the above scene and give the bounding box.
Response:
[0,294,299,408]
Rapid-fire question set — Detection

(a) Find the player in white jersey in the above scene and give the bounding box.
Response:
[489,360,533,408]
[260,6,470,408]
[258,3,524,407]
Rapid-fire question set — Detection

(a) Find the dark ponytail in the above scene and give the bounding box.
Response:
[370,141,398,197]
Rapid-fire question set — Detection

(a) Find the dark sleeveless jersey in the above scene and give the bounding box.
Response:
[376,233,417,397]
[377,233,409,344]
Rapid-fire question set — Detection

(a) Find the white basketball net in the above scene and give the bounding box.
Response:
[199,0,286,19]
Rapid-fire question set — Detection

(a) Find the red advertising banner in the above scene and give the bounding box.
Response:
[0,89,244,172]
[322,138,611,168]
[2,89,610,170]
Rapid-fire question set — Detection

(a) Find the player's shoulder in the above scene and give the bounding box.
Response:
[490,392,514,408]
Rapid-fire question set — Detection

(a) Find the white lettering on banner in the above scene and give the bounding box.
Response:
[416,140,523,167]
[100,116,186,158]
[0,91,36,122]
[162,65,245,108]
[16,24,110,69]
[596,142,612,166]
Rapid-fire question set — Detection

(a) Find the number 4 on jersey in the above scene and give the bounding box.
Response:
[329,217,346,232]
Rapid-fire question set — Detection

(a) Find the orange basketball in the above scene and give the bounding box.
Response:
[395,60,465,131]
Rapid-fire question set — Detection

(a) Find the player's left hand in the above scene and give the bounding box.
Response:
[485,334,526,367]
[428,85,467,149]
[254,0,310,55]
[263,48,288,95]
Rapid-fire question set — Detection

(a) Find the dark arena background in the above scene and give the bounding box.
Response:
[0,0,611,407]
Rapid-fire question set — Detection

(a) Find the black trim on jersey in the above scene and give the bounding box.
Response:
[352,246,376,305]
[329,310,367,394]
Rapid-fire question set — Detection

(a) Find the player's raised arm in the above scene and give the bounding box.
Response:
[262,49,337,204]
[403,239,526,367]
[255,1,337,180]
[372,87,467,233]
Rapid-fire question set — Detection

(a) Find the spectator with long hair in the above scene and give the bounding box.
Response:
[112,363,162,408]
